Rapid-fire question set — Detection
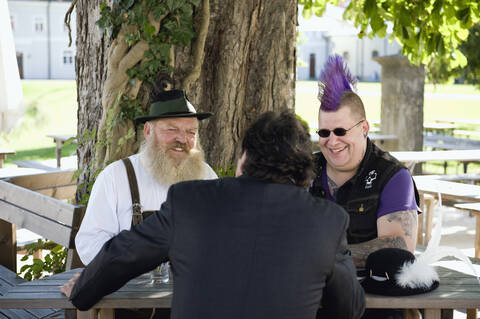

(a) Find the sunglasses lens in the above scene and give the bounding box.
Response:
[317,130,331,138]
[333,128,347,136]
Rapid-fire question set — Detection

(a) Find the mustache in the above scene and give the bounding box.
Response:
[167,142,190,152]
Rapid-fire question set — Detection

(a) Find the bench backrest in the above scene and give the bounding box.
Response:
[5,170,76,201]
[424,133,480,150]
[0,178,85,270]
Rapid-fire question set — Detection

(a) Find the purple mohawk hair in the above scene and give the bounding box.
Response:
[318,54,357,111]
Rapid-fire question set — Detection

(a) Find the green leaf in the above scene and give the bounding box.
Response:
[453,49,468,68]
[456,27,469,41]
[364,0,377,17]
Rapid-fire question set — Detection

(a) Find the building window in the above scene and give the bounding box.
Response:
[63,51,73,65]
[372,50,379,58]
[10,15,15,31]
[342,51,350,62]
[34,17,45,32]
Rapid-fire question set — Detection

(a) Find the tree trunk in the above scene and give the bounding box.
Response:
[75,0,112,203]
[374,56,424,173]
[177,0,298,168]
[75,0,297,200]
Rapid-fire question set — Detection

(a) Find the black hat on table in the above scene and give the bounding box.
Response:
[135,90,212,124]
[361,248,439,296]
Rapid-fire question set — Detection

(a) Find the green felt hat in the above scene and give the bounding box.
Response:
[135,90,212,124]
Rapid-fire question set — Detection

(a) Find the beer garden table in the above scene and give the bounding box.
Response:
[0,266,479,319]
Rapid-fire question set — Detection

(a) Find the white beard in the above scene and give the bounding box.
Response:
[139,136,207,187]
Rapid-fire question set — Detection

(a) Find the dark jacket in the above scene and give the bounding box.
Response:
[70,176,365,319]
[310,139,419,244]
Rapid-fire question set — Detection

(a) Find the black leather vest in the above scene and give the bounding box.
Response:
[309,139,420,244]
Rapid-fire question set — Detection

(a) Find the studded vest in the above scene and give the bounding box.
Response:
[309,139,420,244]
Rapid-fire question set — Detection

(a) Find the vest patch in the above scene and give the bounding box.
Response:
[365,170,377,189]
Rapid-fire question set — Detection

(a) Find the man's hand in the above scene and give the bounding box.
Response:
[61,273,80,298]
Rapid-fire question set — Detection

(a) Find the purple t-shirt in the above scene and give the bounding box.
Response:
[322,167,419,219]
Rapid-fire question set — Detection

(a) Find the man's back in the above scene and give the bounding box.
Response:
[70,176,364,319]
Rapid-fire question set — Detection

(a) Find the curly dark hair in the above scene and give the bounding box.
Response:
[241,111,314,188]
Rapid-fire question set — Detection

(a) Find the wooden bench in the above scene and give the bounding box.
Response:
[453,203,480,259]
[0,170,84,318]
[0,171,84,272]
[454,129,480,139]
[424,133,480,151]
[413,176,480,245]
[422,134,480,173]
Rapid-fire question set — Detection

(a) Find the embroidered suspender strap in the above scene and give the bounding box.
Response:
[122,158,143,227]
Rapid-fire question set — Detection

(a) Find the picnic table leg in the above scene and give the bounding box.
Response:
[77,309,98,319]
[0,220,16,272]
[474,212,480,259]
[466,308,477,319]
[0,154,5,168]
[424,196,436,245]
[418,194,425,245]
[423,309,441,319]
[98,308,114,319]
[55,139,63,168]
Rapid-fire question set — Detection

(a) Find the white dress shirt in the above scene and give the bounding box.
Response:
[75,153,218,265]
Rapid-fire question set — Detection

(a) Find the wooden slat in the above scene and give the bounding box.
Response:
[0,180,75,226]
[0,201,72,248]
[423,309,441,319]
[7,170,77,201]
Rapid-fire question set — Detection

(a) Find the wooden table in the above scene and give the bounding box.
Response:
[47,134,76,168]
[412,176,480,246]
[454,203,480,258]
[435,117,480,126]
[0,149,15,168]
[391,149,480,172]
[0,267,478,319]
[423,122,456,135]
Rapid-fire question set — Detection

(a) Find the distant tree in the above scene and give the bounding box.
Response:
[299,0,479,78]
[456,23,480,86]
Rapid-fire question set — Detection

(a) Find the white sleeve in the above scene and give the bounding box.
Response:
[204,163,218,179]
[75,167,121,265]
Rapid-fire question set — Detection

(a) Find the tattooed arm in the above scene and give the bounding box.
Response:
[348,209,418,268]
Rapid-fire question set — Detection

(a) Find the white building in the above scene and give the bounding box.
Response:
[7,0,76,79]
[297,5,401,81]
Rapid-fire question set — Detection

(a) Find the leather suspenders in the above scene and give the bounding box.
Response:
[122,158,143,227]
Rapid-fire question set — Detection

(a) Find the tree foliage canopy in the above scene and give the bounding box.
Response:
[299,0,480,81]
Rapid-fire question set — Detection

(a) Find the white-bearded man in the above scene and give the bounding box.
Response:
[75,89,217,266]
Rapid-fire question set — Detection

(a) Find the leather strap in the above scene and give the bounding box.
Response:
[122,158,143,227]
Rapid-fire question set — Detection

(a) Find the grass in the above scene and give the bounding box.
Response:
[1,80,77,165]
[1,79,480,172]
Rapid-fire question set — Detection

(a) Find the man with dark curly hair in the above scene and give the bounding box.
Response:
[62,111,364,319]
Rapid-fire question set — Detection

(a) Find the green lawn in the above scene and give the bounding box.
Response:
[1,80,480,171]
[1,80,77,165]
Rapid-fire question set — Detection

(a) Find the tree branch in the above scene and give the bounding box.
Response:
[64,0,77,47]
[181,0,210,90]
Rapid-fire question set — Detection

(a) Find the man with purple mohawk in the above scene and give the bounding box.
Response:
[310,55,421,315]
[310,54,420,317]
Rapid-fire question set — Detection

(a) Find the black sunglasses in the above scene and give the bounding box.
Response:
[316,120,365,138]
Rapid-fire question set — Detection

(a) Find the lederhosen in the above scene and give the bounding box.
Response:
[309,139,420,244]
